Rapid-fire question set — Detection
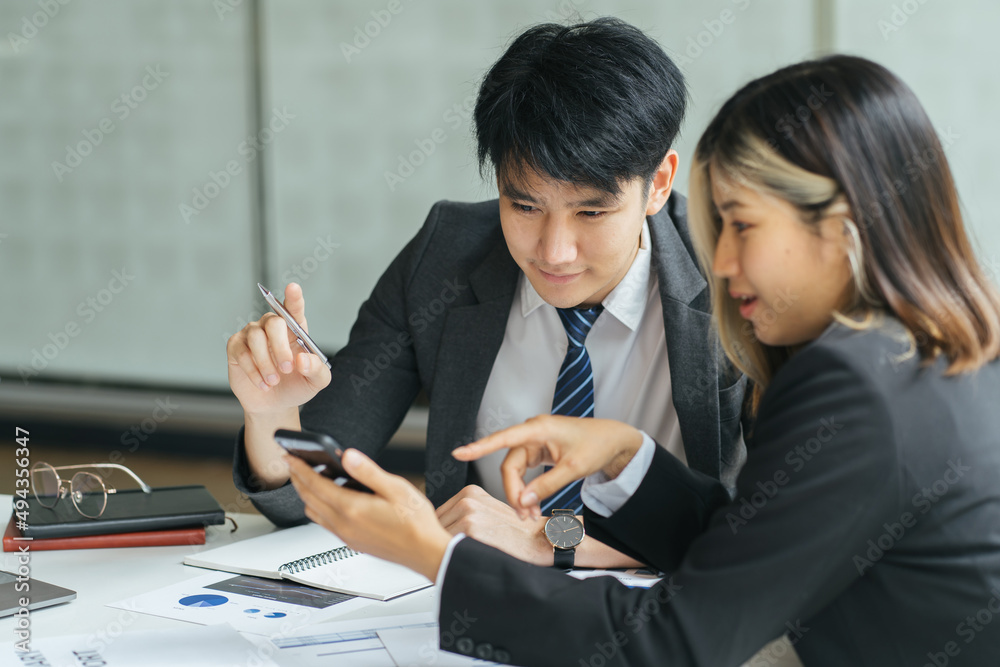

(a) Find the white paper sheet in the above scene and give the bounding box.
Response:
[377,625,505,666]
[260,612,437,666]
[107,571,373,636]
[1,623,276,667]
[566,568,663,588]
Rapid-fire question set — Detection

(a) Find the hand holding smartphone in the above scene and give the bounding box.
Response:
[274,429,373,493]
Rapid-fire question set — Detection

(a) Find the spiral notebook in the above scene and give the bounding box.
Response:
[182,523,431,600]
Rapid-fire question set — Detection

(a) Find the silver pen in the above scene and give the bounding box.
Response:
[257,283,332,369]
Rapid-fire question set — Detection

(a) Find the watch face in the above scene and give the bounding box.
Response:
[544,514,584,548]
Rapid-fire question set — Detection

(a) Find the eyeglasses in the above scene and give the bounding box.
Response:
[30,462,152,519]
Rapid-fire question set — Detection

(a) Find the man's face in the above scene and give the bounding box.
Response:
[498,169,652,309]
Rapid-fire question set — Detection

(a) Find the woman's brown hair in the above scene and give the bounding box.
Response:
[688,55,1000,413]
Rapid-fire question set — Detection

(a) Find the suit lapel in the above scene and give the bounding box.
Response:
[647,202,723,480]
[425,241,519,505]
[424,197,724,500]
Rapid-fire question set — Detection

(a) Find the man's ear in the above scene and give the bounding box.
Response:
[645,150,680,216]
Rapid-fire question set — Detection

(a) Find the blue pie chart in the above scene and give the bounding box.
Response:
[264,612,287,618]
[179,594,229,608]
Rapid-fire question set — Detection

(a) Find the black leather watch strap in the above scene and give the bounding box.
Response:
[553,547,575,569]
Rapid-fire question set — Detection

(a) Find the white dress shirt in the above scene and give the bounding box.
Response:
[472,220,686,500]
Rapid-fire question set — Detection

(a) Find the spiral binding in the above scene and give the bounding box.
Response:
[278,546,360,574]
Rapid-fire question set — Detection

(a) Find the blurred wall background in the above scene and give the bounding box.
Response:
[1,0,997,450]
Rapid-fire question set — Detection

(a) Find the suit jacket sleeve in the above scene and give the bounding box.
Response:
[583,445,730,572]
[232,203,446,525]
[440,345,903,666]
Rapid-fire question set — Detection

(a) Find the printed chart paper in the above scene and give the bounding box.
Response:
[107,571,372,636]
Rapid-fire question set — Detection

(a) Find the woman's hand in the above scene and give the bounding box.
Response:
[452,415,645,520]
[286,449,453,582]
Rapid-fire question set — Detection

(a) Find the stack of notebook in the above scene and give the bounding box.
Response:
[3,485,225,552]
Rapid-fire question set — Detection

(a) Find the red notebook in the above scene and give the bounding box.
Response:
[3,514,205,552]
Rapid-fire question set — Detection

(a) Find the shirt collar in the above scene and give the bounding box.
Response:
[519,220,654,332]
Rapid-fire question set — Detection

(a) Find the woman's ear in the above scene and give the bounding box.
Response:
[818,198,856,252]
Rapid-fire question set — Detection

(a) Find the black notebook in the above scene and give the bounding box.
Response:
[22,485,225,539]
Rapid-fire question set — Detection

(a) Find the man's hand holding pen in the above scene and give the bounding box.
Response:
[226,282,331,417]
[227,282,332,489]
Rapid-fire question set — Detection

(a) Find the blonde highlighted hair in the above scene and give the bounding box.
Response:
[688,56,1000,414]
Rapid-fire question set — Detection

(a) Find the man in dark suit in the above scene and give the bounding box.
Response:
[227,18,748,568]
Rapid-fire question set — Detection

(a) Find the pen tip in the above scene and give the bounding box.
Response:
[257,283,269,296]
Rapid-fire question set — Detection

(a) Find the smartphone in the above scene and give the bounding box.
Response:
[274,429,372,493]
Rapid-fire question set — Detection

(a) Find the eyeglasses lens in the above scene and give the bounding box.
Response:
[31,463,61,508]
[70,471,107,518]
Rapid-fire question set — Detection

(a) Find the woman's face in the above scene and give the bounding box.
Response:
[710,170,854,347]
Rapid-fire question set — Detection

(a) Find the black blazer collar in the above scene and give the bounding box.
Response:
[647,198,708,308]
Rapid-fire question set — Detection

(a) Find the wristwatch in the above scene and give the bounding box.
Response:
[544,509,585,569]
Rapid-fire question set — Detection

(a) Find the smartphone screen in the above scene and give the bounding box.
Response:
[274,429,372,493]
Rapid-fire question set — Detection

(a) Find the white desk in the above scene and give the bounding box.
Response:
[0,495,801,666]
[0,496,435,640]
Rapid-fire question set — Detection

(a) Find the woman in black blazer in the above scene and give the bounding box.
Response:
[286,55,1000,666]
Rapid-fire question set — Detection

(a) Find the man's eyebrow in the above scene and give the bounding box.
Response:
[500,184,538,203]
[569,192,622,208]
[500,184,621,208]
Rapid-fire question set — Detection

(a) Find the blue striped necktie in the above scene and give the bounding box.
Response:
[540,304,604,516]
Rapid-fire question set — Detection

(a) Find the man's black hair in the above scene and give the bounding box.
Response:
[474,17,687,197]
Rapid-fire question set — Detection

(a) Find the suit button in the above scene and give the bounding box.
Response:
[475,643,494,660]
[493,648,511,663]
[455,637,474,655]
